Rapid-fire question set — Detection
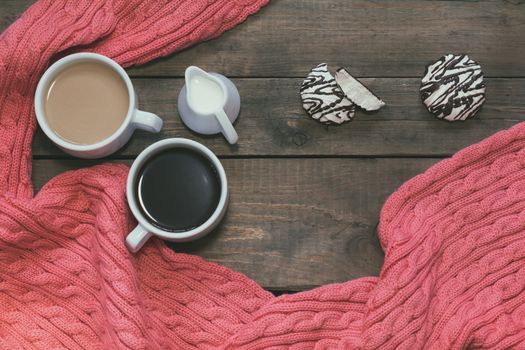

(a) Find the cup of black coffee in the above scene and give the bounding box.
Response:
[125,138,228,252]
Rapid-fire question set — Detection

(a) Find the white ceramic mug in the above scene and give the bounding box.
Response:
[125,138,229,253]
[35,53,163,159]
[178,66,240,144]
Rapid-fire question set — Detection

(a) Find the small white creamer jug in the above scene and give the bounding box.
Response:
[178,66,240,144]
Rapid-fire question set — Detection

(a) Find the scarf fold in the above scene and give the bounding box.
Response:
[1,0,525,349]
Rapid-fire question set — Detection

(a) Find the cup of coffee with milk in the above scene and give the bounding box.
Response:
[35,54,236,252]
[35,53,163,159]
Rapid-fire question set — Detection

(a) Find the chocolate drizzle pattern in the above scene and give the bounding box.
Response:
[421,54,486,121]
[301,63,355,125]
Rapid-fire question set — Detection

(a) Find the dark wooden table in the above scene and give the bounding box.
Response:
[2,0,524,294]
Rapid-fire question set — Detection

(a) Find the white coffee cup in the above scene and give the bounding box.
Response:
[125,138,229,253]
[35,53,163,159]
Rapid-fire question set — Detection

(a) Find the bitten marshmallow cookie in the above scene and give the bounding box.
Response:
[335,68,385,112]
[421,54,486,122]
[301,63,355,125]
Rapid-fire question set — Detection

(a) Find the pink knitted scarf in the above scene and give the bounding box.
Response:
[1,1,525,349]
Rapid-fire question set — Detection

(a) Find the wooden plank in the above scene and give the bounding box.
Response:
[0,0,32,31]
[32,78,525,157]
[32,157,438,290]
[1,1,524,77]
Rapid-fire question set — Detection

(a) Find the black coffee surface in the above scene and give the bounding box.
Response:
[136,148,221,232]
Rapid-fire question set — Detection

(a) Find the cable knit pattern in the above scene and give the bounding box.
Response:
[2,0,525,349]
[0,1,274,349]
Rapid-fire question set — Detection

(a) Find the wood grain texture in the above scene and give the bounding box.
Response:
[1,0,524,77]
[32,157,438,290]
[32,78,525,157]
[0,0,31,31]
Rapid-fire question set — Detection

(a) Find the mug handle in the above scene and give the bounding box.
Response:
[215,109,238,145]
[132,110,163,133]
[126,225,154,253]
